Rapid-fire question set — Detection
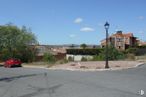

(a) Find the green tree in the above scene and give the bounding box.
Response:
[43,53,56,64]
[125,47,137,55]
[70,44,75,48]
[0,23,37,62]
[108,46,125,60]
[80,43,87,49]
[92,46,125,61]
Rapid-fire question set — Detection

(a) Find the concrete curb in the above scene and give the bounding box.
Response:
[135,63,145,67]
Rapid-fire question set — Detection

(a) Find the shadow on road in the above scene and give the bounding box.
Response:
[0,74,38,82]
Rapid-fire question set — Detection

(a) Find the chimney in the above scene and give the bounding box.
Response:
[116,31,122,34]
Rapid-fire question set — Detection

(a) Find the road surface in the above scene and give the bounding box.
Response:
[0,64,146,97]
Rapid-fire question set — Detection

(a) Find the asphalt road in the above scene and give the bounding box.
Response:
[0,64,146,97]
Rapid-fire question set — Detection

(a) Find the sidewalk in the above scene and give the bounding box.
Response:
[23,61,145,71]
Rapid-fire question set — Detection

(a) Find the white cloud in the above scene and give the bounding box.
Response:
[138,16,144,20]
[74,18,83,24]
[80,27,95,32]
[69,34,76,38]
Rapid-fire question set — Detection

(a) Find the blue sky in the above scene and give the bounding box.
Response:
[0,0,146,45]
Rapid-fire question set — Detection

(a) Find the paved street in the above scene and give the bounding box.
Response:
[0,64,146,97]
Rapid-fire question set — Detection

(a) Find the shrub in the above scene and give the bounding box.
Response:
[126,48,137,55]
[68,56,74,61]
[126,53,135,60]
[137,45,146,49]
[92,54,104,61]
[81,57,88,61]
[92,46,125,61]
[58,58,68,64]
[106,46,125,60]
[43,53,56,64]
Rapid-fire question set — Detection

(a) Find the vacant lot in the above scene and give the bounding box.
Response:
[23,61,144,71]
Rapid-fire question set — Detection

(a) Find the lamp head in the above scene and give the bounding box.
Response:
[104,22,110,29]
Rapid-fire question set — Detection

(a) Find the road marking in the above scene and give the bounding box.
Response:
[138,90,144,96]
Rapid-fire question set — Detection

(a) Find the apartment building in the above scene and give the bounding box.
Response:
[101,31,137,50]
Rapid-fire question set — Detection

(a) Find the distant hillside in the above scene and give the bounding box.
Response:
[37,44,100,48]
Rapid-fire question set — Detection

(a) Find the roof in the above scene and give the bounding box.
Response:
[123,33,133,37]
[111,32,133,38]
[100,32,135,44]
[138,41,146,46]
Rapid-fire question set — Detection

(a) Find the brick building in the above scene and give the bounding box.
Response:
[101,31,138,50]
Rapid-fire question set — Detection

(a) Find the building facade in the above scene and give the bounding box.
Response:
[31,45,66,61]
[101,31,137,50]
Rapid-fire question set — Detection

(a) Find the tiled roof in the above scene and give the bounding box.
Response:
[123,33,133,37]
[112,34,124,37]
[111,32,133,38]
[138,41,146,46]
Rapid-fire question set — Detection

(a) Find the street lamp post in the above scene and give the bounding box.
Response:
[104,22,110,68]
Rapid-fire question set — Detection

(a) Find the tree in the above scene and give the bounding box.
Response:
[92,46,125,61]
[125,47,137,55]
[70,44,75,48]
[107,46,125,60]
[0,23,37,62]
[80,43,87,49]
[43,53,56,64]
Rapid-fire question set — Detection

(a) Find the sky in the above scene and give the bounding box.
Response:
[0,0,146,45]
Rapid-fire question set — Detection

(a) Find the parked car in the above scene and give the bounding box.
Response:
[4,58,22,68]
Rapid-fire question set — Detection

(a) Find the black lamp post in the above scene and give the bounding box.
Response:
[104,22,110,68]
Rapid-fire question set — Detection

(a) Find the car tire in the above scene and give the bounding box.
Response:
[18,64,22,67]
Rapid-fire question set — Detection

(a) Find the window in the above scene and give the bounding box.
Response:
[116,42,124,47]
[116,38,123,42]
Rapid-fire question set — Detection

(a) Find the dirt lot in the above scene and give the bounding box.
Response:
[49,61,144,71]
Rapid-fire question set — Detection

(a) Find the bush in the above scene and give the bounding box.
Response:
[58,58,68,64]
[137,45,146,49]
[92,54,104,61]
[0,49,12,61]
[126,53,135,60]
[43,53,56,64]
[81,57,88,61]
[92,46,125,61]
[107,46,125,60]
[68,56,74,61]
[126,48,137,55]
[20,47,37,63]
